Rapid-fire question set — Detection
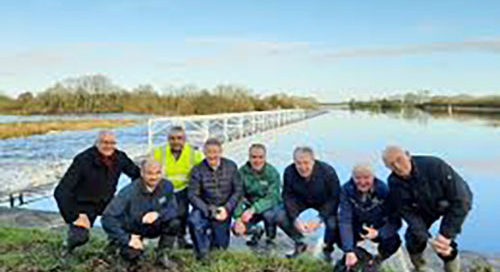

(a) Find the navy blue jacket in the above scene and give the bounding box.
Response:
[101,178,178,246]
[188,158,242,218]
[54,146,140,224]
[388,156,473,239]
[339,178,401,252]
[283,160,341,219]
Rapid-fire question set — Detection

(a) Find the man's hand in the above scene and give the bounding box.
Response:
[233,219,247,236]
[294,219,308,233]
[241,208,254,224]
[345,252,358,269]
[142,211,159,224]
[128,234,143,250]
[432,234,452,256]
[215,207,228,221]
[73,213,91,228]
[360,225,378,240]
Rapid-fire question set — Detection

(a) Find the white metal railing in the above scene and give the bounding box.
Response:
[147,109,326,151]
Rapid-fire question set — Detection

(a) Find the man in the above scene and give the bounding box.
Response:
[277,146,341,259]
[102,159,179,268]
[382,146,473,272]
[54,130,140,254]
[152,125,203,248]
[338,164,401,271]
[187,138,242,260]
[232,143,281,246]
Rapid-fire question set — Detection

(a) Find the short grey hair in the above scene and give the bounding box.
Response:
[352,163,373,176]
[382,145,406,164]
[249,143,266,154]
[204,138,222,148]
[95,130,115,145]
[293,146,315,160]
[168,125,185,136]
[141,157,161,171]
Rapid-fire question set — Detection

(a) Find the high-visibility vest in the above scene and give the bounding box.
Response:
[152,143,203,192]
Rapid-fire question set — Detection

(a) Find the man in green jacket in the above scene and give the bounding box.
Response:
[232,143,282,246]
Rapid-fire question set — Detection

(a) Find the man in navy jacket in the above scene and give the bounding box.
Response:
[383,146,473,272]
[277,146,341,259]
[102,159,179,269]
[339,164,401,270]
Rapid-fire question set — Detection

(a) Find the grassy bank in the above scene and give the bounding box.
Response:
[0,119,139,139]
[0,226,332,272]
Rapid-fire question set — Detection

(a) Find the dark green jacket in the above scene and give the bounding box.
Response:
[234,162,282,219]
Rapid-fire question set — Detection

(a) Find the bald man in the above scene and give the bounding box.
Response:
[382,146,473,272]
[54,130,140,255]
[102,159,179,268]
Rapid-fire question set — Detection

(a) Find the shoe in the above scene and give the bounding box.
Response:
[246,227,264,247]
[156,253,178,270]
[286,242,307,258]
[322,244,334,262]
[177,236,193,249]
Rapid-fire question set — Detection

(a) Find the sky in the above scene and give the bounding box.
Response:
[1,0,500,102]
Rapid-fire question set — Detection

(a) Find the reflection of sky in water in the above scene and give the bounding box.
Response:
[14,110,500,253]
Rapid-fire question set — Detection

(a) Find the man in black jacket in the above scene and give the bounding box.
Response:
[102,159,179,269]
[54,130,140,254]
[383,146,473,272]
[276,146,341,260]
[187,138,242,261]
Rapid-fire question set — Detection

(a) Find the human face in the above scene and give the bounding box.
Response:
[204,144,222,167]
[294,152,315,178]
[168,131,186,152]
[384,149,412,178]
[96,133,116,157]
[142,163,162,188]
[249,147,266,171]
[353,170,374,193]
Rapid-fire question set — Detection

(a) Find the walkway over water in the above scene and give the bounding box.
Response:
[1,109,327,207]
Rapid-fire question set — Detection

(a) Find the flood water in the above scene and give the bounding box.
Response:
[1,109,498,253]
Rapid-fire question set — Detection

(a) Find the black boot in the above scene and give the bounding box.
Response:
[286,242,307,258]
[322,243,334,262]
[246,227,264,247]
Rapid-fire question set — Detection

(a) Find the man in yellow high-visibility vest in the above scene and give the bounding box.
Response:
[152,126,204,248]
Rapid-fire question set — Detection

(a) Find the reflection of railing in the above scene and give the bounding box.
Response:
[147,109,327,151]
[1,109,328,208]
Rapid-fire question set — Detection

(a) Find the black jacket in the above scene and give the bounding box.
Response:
[188,158,242,218]
[54,146,140,224]
[339,178,401,252]
[283,160,341,219]
[388,155,473,239]
[102,178,178,246]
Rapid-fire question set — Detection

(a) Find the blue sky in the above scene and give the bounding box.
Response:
[1,0,499,102]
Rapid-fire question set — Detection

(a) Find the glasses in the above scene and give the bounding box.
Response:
[169,136,184,140]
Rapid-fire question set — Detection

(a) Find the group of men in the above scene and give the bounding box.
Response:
[54,127,473,272]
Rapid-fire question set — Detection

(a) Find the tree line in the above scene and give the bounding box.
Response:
[1,75,318,115]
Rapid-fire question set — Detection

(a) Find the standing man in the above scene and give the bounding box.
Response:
[338,164,401,271]
[54,130,140,255]
[277,146,341,259]
[382,146,473,272]
[232,143,281,246]
[152,126,203,248]
[187,138,242,261]
[102,159,179,269]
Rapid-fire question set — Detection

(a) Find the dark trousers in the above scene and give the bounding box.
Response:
[175,189,190,238]
[187,209,231,258]
[66,212,97,251]
[119,219,180,262]
[276,205,339,248]
[244,206,279,239]
[405,217,459,262]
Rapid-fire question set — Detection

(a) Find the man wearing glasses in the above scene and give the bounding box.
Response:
[54,130,140,255]
[152,126,203,248]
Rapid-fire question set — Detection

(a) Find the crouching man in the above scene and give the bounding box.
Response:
[102,159,179,269]
[383,146,473,272]
[338,164,401,271]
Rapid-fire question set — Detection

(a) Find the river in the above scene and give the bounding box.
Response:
[0,109,498,253]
